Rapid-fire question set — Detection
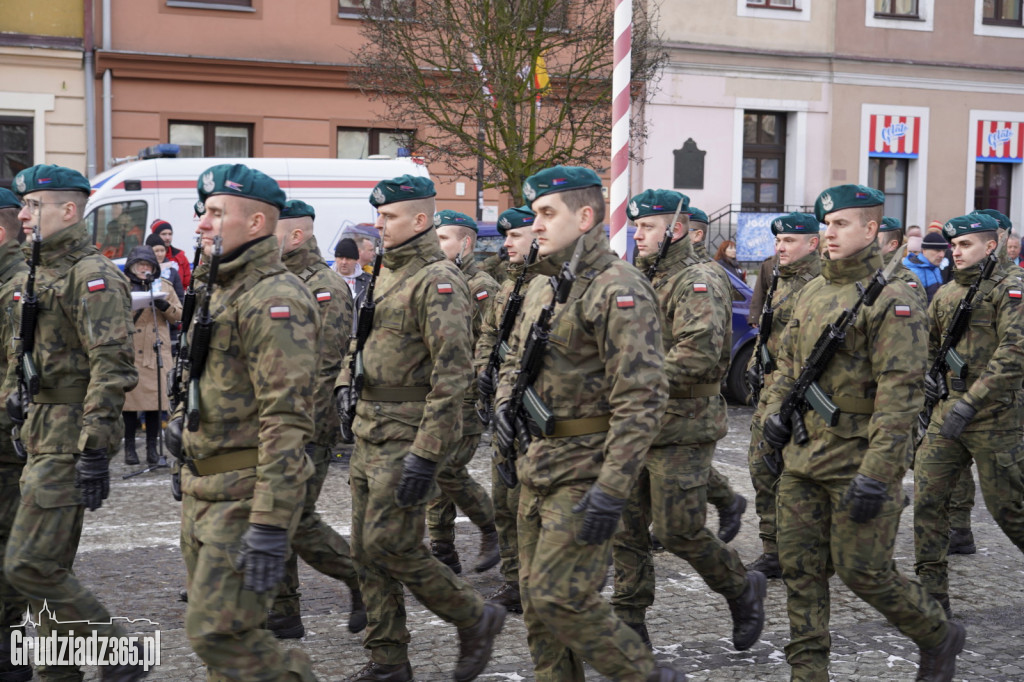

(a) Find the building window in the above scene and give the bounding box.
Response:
[875,0,918,17]
[168,0,252,6]
[868,158,909,227]
[337,128,413,159]
[169,122,253,158]
[338,0,414,16]
[747,0,796,8]
[975,163,1013,215]
[0,117,33,191]
[741,111,786,212]
[984,0,1023,25]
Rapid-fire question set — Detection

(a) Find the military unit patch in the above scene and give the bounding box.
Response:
[437,283,453,294]
[693,283,708,292]
[894,304,911,317]
[316,291,331,302]
[616,295,635,309]
[87,278,106,292]
[270,305,291,319]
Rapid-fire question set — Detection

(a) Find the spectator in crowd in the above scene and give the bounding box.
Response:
[334,237,371,311]
[714,239,746,282]
[354,232,376,273]
[903,231,948,301]
[146,232,184,300]
[150,219,192,288]
[1007,235,1023,267]
[907,236,923,255]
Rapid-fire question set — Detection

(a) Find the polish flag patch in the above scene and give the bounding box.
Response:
[693,283,708,292]
[476,290,489,301]
[87,278,106,292]
[12,291,20,302]
[1009,289,1022,300]
[894,304,912,317]
[616,295,635,309]
[437,283,453,294]
[316,291,332,303]
[269,306,291,319]
[908,281,918,288]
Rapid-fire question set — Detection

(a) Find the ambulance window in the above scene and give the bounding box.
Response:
[90,201,147,260]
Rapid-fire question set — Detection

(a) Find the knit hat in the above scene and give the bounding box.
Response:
[145,233,166,249]
[151,219,173,235]
[334,237,360,260]
[921,232,948,250]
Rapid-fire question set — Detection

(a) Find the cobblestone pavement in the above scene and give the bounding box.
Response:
[40,405,1024,680]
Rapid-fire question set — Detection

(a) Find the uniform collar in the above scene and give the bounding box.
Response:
[214,234,280,284]
[0,239,25,283]
[33,220,90,264]
[459,254,479,278]
[821,240,883,285]
[282,235,326,275]
[952,257,1006,286]
[780,251,821,279]
[382,228,443,271]
[635,234,695,280]
[533,225,611,278]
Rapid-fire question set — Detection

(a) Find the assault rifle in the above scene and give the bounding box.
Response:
[11,221,42,459]
[644,200,684,282]
[914,234,1004,445]
[764,247,904,476]
[477,239,539,425]
[495,237,584,488]
[185,236,222,432]
[168,238,203,409]
[340,228,384,443]
[748,256,780,406]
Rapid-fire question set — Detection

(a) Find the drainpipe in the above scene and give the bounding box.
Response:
[84,0,96,177]
[102,0,112,170]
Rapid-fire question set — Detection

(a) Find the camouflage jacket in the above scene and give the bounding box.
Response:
[345,229,473,462]
[926,259,1024,432]
[10,221,137,455]
[475,262,539,371]
[495,226,667,499]
[180,235,316,529]
[458,257,498,436]
[0,240,27,464]
[283,235,353,447]
[885,249,928,308]
[637,235,730,447]
[764,241,926,484]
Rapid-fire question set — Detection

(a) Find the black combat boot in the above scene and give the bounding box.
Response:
[348,660,413,682]
[948,527,976,555]
[717,493,747,543]
[454,602,505,682]
[916,621,965,681]
[124,438,139,465]
[430,540,463,575]
[145,437,159,465]
[727,570,767,651]
[0,626,32,682]
[930,593,954,620]
[266,612,305,639]
[485,581,523,613]
[647,667,687,681]
[474,523,500,573]
[627,621,653,651]
[348,588,367,633]
[101,641,150,681]
[745,552,782,579]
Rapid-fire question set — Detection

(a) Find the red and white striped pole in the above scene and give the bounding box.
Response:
[609,0,632,258]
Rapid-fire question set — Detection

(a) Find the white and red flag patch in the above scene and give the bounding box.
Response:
[894,304,912,317]
[269,306,291,319]
[12,291,19,302]
[316,291,331,303]
[908,281,918,288]
[693,283,708,293]
[476,290,489,301]
[616,295,635,309]
[437,282,453,294]
[1009,289,1022,300]
[87,278,106,293]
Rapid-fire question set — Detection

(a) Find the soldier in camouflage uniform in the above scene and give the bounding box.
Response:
[743,213,821,580]
[611,190,767,652]
[336,175,504,682]
[763,184,963,682]
[0,188,30,682]
[168,164,318,681]
[878,216,927,306]
[474,205,538,613]
[427,209,500,576]
[5,165,141,681]
[267,199,366,639]
[684,207,747,543]
[494,167,681,682]
[914,212,1024,621]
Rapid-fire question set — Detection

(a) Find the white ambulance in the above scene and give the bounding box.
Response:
[84,147,430,260]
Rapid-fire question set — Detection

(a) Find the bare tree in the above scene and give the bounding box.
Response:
[353,0,665,204]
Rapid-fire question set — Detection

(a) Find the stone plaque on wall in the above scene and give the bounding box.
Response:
[674,138,705,190]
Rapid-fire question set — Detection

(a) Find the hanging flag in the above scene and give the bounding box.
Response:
[469,51,496,108]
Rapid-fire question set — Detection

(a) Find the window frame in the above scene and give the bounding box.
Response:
[336,126,415,159]
[873,0,919,19]
[741,111,787,213]
[746,0,797,9]
[868,157,909,228]
[737,0,809,22]
[0,116,34,191]
[983,0,1024,26]
[166,0,255,11]
[337,0,415,18]
[866,0,933,31]
[169,121,254,158]
[975,0,1024,36]
[974,162,1014,216]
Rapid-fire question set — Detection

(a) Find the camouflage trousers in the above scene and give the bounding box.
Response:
[4,453,124,682]
[180,494,314,682]
[747,419,780,552]
[272,443,359,618]
[350,437,484,666]
[777,472,948,681]
[426,433,495,544]
[948,463,977,529]
[492,453,521,583]
[518,483,654,682]
[706,465,738,512]
[612,443,747,624]
[914,428,1024,597]
[0,465,26,630]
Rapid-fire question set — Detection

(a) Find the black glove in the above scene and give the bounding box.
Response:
[153,298,171,312]
[75,448,110,511]
[744,366,761,396]
[170,470,182,502]
[164,416,184,461]
[763,413,792,450]
[939,399,976,440]
[336,387,355,444]
[395,453,436,507]
[477,367,495,401]
[235,524,289,594]
[573,485,626,545]
[923,373,946,405]
[495,402,531,460]
[5,390,24,426]
[843,473,889,523]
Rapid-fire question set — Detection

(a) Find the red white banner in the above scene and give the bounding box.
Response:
[976,120,1024,163]
[869,115,920,158]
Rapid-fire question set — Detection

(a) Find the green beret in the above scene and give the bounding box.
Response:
[197,164,286,210]
[434,209,477,233]
[0,188,19,209]
[14,164,90,196]
[497,205,535,236]
[943,213,1000,240]
[686,207,708,225]
[973,208,1012,234]
[814,184,885,222]
[370,174,435,208]
[771,212,820,236]
[523,165,602,204]
[626,189,688,221]
[879,216,902,232]
[280,199,316,220]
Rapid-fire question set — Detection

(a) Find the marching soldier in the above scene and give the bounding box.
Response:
[611,189,766,651]
[170,164,318,680]
[337,175,504,682]
[762,184,963,681]
[268,199,366,638]
[878,215,927,305]
[5,165,141,680]
[914,212,1024,620]
[427,209,500,576]
[744,212,821,579]
[494,167,681,681]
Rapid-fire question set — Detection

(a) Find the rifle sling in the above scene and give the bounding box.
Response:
[186,448,259,476]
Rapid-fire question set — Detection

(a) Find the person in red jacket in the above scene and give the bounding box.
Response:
[150,218,191,287]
